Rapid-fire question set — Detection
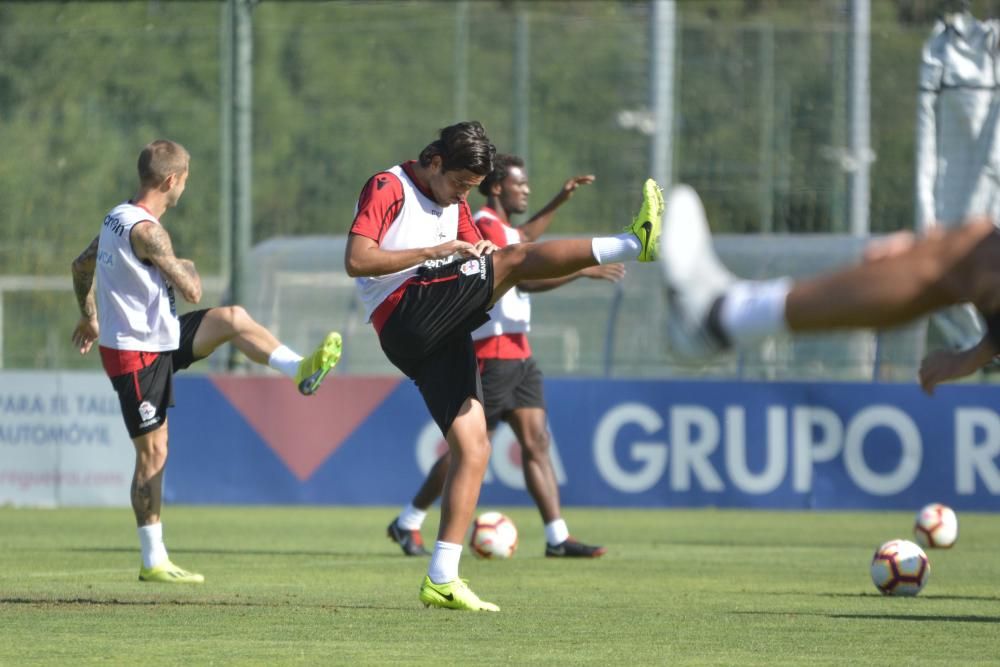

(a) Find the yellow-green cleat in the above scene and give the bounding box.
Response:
[419,576,499,612]
[138,560,205,584]
[626,178,664,262]
[296,331,343,396]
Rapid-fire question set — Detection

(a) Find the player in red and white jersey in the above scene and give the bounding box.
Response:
[347,122,664,611]
[387,154,624,560]
[70,140,342,585]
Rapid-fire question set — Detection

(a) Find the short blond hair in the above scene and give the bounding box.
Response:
[137,139,190,187]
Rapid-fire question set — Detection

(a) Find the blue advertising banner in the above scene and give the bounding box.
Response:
[165,376,1000,510]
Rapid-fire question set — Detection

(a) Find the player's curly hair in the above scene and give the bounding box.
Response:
[478,153,524,197]
[419,121,496,175]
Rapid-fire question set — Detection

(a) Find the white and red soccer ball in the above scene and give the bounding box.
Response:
[913,503,958,549]
[469,511,518,559]
[870,539,930,596]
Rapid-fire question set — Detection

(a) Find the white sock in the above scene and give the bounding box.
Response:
[397,503,428,531]
[427,541,463,584]
[591,234,641,264]
[544,518,570,546]
[268,344,303,379]
[138,523,169,569]
[718,278,793,347]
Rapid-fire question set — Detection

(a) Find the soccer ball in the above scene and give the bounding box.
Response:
[469,511,518,559]
[913,503,958,549]
[870,539,930,596]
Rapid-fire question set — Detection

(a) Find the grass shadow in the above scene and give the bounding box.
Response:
[730,610,1000,624]
[753,590,1000,602]
[0,596,413,611]
[63,546,387,559]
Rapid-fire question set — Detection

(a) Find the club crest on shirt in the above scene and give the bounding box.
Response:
[459,259,481,276]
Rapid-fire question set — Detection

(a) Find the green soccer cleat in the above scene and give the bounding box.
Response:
[296,331,343,396]
[138,560,205,584]
[625,178,664,262]
[419,576,499,612]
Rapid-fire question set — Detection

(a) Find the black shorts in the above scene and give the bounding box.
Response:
[379,255,495,434]
[480,357,546,430]
[109,309,209,438]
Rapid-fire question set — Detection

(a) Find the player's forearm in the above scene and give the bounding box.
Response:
[345,246,435,277]
[518,196,567,242]
[164,257,202,303]
[71,238,99,318]
[72,272,97,318]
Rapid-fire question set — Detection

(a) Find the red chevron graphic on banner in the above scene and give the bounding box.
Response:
[210,376,401,481]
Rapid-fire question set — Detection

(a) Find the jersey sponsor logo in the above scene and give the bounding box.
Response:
[459,259,481,276]
[103,215,126,237]
[97,250,114,266]
[424,254,458,269]
[376,176,388,190]
[167,285,177,317]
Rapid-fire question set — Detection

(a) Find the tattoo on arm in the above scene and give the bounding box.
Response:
[132,222,202,303]
[71,236,99,318]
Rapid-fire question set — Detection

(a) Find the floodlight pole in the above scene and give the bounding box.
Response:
[513,9,530,164]
[228,0,254,369]
[848,0,871,237]
[454,1,469,121]
[650,0,675,188]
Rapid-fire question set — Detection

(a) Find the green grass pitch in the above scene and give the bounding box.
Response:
[1,506,998,665]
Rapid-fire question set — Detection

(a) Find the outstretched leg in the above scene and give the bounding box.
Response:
[660,185,1000,357]
[785,221,997,331]
[191,305,283,363]
[190,306,341,395]
[490,178,664,302]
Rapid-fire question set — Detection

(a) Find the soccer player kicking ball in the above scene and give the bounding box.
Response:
[387,153,622,560]
[71,140,342,584]
[658,183,1000,384]
[346,122,661,611]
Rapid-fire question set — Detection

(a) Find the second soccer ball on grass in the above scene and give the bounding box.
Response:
[469,512,518,559]
[913,503,958,549]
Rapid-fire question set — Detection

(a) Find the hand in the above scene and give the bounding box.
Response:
[918,348,978,396]
[72,316,99,355]
[863,231,916,263]
[581,263,626,283]
[471,240,499,256]
[429,239,499,261]
[559,174,596,201]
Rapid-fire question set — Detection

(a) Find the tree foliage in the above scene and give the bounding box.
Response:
[0,0,942,368]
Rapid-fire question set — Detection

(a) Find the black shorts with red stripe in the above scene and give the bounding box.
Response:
[377,255,495,434]
[102,309,209,438]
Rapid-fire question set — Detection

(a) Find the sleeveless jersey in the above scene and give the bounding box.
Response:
[471,208,531,341]
[352,164,462,320]
[96,202,179,351]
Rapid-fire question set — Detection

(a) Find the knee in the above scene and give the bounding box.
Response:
[136,440,168,477]
[457,434,491,468]
[520,430,551,462]
[219,305,251,334]
[500,243,529,266]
